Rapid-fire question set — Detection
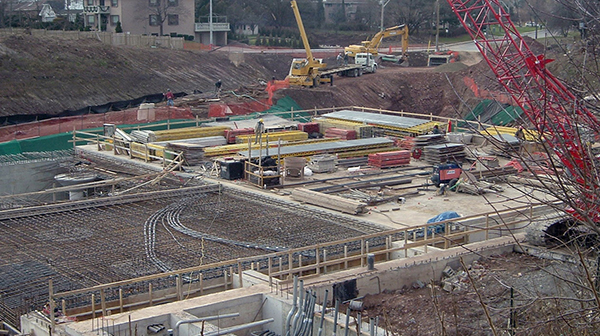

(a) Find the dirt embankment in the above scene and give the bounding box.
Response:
[0,33,496,120]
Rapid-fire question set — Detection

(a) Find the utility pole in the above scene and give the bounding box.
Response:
[435,0,440,52]
[209,0,213,48]
[379,0,390,32]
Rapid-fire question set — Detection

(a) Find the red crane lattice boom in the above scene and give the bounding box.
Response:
[446,0,600,220]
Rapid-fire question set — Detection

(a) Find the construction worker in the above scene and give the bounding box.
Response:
[215,79,222,97]
[164,89,174,106]
[254,119,265,144]
[432,125,441,134]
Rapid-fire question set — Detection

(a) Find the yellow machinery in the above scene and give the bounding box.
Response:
[344,24,409,58]
[286,0,329,87]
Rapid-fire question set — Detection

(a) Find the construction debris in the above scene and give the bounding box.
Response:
[291,188,368,214]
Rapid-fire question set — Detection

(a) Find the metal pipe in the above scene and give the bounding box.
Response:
[317,290,329,336]
[344,307,351,336]
[299,292,315,336]
[291,280,305,336]
[332,300,340,336]
[357,312,361,333]
[294,290,309,336]
[175,313,240,336]
[284,276,299,336]
[201,318,274,336]
[307,292,317,336]
[369,318,375,336]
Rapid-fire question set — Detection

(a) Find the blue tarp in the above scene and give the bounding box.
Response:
[427,211,461,223]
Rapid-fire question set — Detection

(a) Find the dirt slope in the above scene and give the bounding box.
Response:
[0,33,493,119]
[0,35,295,117]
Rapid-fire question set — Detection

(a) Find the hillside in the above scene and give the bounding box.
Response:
[0,33,500,121]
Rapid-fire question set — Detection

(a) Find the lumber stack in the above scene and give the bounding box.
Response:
[488,134,521,156]
[297,122,320,134]
[130,130,157,143]
[324,128,357,140]
[422,143,466,164]
[291,188,367,215]
[166,142,205,166]
[413,134,447,149]
[152,126,230,142]
[235,130,308,143]
[225,128,254,144]
[368,150,411,168]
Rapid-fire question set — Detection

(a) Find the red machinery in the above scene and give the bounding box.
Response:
[446,0,600,225]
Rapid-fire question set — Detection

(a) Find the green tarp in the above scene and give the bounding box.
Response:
[0,96,308,156]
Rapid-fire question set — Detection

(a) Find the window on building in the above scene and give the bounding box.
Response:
[168,0,179,6]
[149,15,159,26]
[111,15,119,25]
[149,0,158,6]
[111,0,118,6]
[87,15,95,24]
[168,14,179,25]
[87,0,94,5]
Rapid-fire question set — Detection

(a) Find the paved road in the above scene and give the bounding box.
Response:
[214,29,550,55]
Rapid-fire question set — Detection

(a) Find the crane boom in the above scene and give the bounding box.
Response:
[446,0,600,222]
[291,0,313,63]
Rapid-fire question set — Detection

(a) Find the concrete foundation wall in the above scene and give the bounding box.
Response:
[0,160,65,198]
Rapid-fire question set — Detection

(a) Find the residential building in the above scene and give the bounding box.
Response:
[39,0,83,23]
[322,0,370,24]
[81,0,229,45]
[82,0,195,37]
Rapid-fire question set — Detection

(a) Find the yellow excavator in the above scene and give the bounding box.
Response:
[286,0,329,87]
[344,24,409,58]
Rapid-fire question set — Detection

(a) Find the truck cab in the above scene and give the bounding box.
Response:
[354,53,377,73]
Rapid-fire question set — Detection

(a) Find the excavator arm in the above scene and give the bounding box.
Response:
[345,24,408,57]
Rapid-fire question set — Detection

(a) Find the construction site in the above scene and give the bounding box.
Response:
[2,2,600,336]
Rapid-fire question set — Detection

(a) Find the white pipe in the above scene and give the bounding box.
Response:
[201,318,274,336]
[175,313,239,336]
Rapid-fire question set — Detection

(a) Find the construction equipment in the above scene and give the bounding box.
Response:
[344,24,409,59]
[286,0,365,87]
[446,0,600,244]
[286,0,329,87]
[431,162,462,188]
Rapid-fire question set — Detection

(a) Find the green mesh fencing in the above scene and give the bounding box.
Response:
[0,96,309,156]
[462,99,523,127]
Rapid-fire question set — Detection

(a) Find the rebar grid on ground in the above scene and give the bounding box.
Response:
[0,185,385,329]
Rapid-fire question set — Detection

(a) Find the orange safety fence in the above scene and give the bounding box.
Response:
[463,76,514,105]
[0,106,194,143]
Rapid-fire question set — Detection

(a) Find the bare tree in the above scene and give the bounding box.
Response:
[143,0,185,36]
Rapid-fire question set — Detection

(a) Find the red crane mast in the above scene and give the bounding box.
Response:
[446,0,600,222]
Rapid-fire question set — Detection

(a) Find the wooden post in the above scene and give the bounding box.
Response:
[323,249,327,274]
[316,246,320,275]
[268,257,272,288]
[223,270,228,290]
[148,283,153,306]
[144,144,149,162]
[344,245,348,269]
[238,260,243,288]
[49,279,55,333]
[62,299,66,319]
[360,239,365,267]
[100,289,107,317]
[119,289,123,313]
[299,255,303,277]
[404,229,408,258]
[92,293,96,320]
[176,275,182,301]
